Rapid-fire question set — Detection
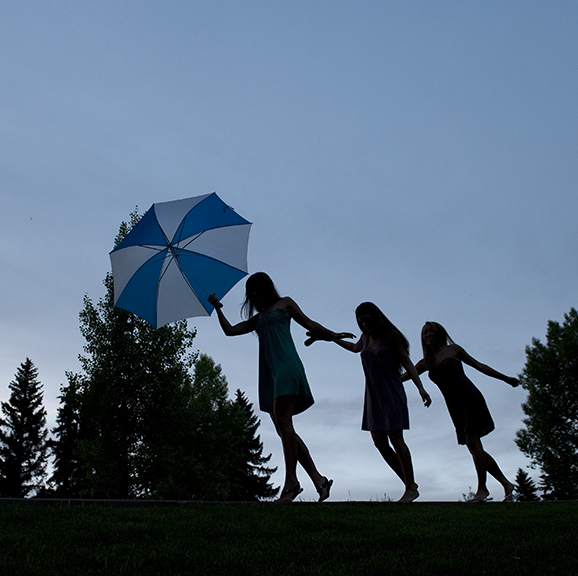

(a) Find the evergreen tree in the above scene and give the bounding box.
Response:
[73,210,198,498]
[49,372,82,497]
[514,468,540,502]
[515,308,578,500]
[232,389,279,501]
[0,359,48,497]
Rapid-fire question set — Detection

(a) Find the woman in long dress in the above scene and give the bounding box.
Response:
[406,321,519,502]
[208,272,353,502]
[329,302,431,503]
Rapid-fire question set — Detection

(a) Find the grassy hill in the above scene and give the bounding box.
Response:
[1,500,576,575]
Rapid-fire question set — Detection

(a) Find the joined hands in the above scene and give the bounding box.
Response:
[305,331,355,347]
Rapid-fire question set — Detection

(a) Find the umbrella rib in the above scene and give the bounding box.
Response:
[157,249,210,299]
[175,250,247,297]
[175,225,250,250]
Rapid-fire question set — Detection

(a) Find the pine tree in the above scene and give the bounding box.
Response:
[515,468,540,502]
[49,372,82,497]
[232,389,279,501]
[0,358,48,497]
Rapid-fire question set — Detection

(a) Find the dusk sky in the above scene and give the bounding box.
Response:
[2,1,577,501]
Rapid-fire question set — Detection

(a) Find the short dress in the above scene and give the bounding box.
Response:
[428,357,495,445]
[360,337,409,432]
[254,308,314,415]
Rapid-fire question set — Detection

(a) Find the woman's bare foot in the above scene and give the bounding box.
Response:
[398,485,419,503]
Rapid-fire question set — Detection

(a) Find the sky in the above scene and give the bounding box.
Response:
[2,0,577,502]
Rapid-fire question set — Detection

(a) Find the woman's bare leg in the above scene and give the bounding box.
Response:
[371,430,419,502]
[370,431,404,481]
[271,397,329,500]
[466,435,515,501]
[466,436,490,501]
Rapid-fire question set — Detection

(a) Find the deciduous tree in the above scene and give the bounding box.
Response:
[515,308,578,499]
[72,211,198,498]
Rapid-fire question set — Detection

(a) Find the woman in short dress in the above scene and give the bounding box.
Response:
[209,272,353,502]
[330,302,431,503]
[407,321,519,502]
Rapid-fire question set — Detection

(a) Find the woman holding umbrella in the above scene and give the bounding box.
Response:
[208,272,354,503]
[404,321,519,502]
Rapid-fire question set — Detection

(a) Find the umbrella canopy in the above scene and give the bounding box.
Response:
[109,193,251,328]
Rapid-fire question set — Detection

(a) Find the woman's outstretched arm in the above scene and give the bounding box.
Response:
[456,346,519,387]
[208,294,254,337]
[332,336,364,353]
[284,297,355,342]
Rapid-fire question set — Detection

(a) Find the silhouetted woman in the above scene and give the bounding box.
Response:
[406,321,519,502]
[329,302,432,503]
[208,272,353,502]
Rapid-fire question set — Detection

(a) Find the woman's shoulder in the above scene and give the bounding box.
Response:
[274,296,298,315]
[429,345,463,369]
[446,343,463,355]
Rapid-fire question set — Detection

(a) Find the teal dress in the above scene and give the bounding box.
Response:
[254,308,314,415]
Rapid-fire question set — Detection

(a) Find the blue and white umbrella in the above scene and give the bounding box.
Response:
[109,193,251,328]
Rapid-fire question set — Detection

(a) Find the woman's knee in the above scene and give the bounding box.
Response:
[466,436,485,458]
[371,431,389,448]
[386,430,406,449]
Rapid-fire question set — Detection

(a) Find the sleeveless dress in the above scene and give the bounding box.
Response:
[254,308,314,415]
[428,357,494,445]
[360,337,409,432]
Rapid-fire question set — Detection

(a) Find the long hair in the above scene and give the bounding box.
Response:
[355,302,409,372]
[241,272,282,319]
[421,321,455,370]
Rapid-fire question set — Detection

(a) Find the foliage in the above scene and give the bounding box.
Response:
[178,355,278,501]
[515,307,578,500]
[232,389,279,501]
[48,373,82,497]
[180,353,244,500]
[0,358,49,497]
[49,209,271,501]
[460,487,476,502]
[514,468,540,502]
[64,209,199,498]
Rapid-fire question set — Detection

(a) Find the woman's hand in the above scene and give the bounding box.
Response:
[420,389,432,407]
[304,331,355,346]
[208,294,223,309]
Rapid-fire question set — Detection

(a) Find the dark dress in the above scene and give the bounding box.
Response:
[360,337,409,432]
[428,357,494,445]
[254,308,314,415]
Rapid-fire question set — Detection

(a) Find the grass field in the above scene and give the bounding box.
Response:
[1,499,576,575]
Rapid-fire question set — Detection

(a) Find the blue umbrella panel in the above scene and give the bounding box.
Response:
[109,193,251,328]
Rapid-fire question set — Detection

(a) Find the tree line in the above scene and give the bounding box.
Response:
[0,316,278,500]
[1,212,577,500]
[3,305,577,501]
[0,214,279,500]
